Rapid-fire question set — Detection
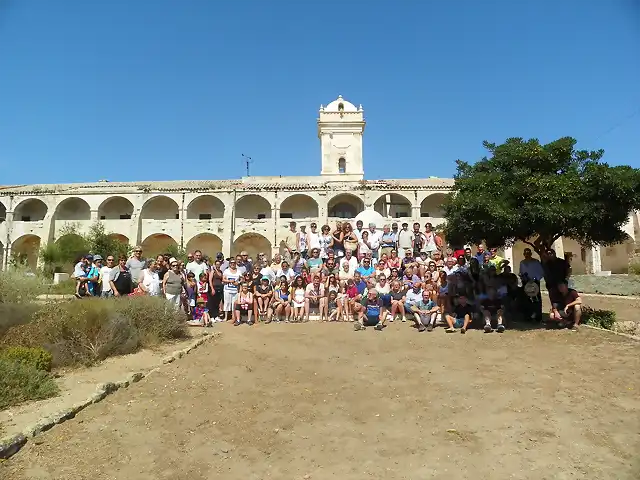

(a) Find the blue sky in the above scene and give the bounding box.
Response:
[0,0,638,184]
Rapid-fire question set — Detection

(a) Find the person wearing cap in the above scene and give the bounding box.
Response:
[307,223,321,253]
[73,254,91,298]
[354,287,386,331]
[86,255,103,296]
[397,223,412,259]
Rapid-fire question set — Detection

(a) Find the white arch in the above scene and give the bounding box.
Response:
[54,197,91,221]
[233,233,272,258]
[186,233,223,256]
[420,193,448,218]
[328,193,364,218]
[98,196,135,220]
[13,198,48,222]
[279,194,319,218]
[140,196,179,220]
[186,195,225,219]
[235,194,272,219]
[11,234,42,270]
[141,233,178,256]
[373,193,412,218]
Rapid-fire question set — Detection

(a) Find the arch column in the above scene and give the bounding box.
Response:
[271,205,280,252]
[504,246,513,266]
[411,204,420,222]
[318,192,328,224]
[223,202,234,258]
[587,245,602,274]
[90,209,99,222]
[552,238,565,258]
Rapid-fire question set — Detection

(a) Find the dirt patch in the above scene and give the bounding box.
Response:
[2,322,639,480]
[0,327,209,440]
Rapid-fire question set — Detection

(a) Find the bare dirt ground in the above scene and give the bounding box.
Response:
[2,322,639,480]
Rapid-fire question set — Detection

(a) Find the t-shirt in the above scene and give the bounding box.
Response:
[126,257,146,283]
[354,280,367,295]
[453,303,475,319]
[405,289,423,307]
[73,261,87,278]
[87,265,101,295]
[99,266,113,293]
[186,261,208,279]
[164,270,184,296]
[277,268,296,283]
[223,268,241,293]
[397,230,413,249]
[415,299,436,311]
[307,257,323,273]
[305,283,325,299]
[550,288,579,308]
[355,265,375,277]
[488,255,505,275]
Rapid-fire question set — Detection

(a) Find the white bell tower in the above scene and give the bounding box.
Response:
[318,95,366,180]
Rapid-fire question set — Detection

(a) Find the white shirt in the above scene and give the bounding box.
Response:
[340,256,358,274]
[277,268,296,282]
[307,231,321,250]
[442,265,459,277]
[99,266,113,292]
[354,228,365,241]
[367,230,381,249]
[140,269,161,296]
[186,261,208,279]
[260,267,276,284]
[405,289,423,307]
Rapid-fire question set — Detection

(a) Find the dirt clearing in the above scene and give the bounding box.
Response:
[2,322,639,480]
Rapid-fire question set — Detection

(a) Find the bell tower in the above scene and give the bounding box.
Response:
[317,95,366,180]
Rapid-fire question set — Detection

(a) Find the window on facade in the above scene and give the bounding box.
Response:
[280,212,293,219]
[100,215,106,220]
[199,213,212,220]
[338,102,344,111]
[396,212,409,218]
[338,157,346,174]
[421,212,430,217]
[580,247,586,263]
[257,214,266,220]
[120,214,132,219]
[175,213,179,219]
[21,216,31,222]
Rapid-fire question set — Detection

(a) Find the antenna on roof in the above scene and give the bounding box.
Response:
[241,154,253,176]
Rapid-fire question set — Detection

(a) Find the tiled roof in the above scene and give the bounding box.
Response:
[0,177,454,196]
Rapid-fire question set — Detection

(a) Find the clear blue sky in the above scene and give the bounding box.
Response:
[1,0,639,184]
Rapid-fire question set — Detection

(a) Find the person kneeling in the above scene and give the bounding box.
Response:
[355,288,386,331]
[481,287,505,333]
[410,290,439,332]
[234,283,254,326]
[444,295,474,334]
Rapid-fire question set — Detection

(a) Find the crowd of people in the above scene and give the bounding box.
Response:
[71,220,583,333]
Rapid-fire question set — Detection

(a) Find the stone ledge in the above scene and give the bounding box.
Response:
[583,324,640,341]
[0,332,220,460]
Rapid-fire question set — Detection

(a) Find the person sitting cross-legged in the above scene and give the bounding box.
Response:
[354,288,387,331]
[481,287,505,333]
[410,290,439,332]
[305,274,327,321]
[445,294,474,334]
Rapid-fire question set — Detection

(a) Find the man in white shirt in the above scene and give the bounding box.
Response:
[276,260,296,282]
[442,256,459,277]
[99,255,115,297]
[367,223,381,259]
[340,249,359,275]
[186,250,209,278]
[354,220,365,241]
[282,221,298,261]
[260,261,276,284]
[397,223,413,259]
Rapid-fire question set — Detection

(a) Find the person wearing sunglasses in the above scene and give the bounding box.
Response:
[126,246,145,288]
[99,255,116,297]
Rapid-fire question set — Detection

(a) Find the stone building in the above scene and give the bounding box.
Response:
[0,95,637,274]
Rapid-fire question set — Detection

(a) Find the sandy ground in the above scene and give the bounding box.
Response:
[0,330,208,440]
[2,320,639,480]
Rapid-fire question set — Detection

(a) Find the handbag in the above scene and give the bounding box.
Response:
[128,286,145,297]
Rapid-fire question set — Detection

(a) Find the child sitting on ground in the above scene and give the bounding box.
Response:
[327,290,342,322]
[189,297,212,327]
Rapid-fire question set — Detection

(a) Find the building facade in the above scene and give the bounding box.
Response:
[0,95,637,274]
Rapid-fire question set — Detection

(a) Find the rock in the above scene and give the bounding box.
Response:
[128,372,145,383]
[0,434,27,459]
[162,356,175,364]
[96,382,118,394]
[23,418,56,437]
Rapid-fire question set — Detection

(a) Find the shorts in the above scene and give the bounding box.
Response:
[454,317,465,329]
[379,294,392,308]
[235,304,250,315]
[364,315,379,327]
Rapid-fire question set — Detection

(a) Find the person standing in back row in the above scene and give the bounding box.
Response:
[126,246,145,288]
[397,223,413,259]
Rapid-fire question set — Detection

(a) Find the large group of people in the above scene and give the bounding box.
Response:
[72,220,583,332]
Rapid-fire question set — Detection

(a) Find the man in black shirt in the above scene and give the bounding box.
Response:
[445,295,474,334]
[543,249,570,298]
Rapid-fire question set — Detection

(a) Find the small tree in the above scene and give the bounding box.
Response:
[443,137,640,255]
[85,222,130,259]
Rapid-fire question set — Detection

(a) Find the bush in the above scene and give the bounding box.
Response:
[0,346,53,372]
[1,296,188,367]
[582,307,616,330]
[0,269,47,304]
[0,303,41,338]
[0,358,59,410]
[628,255,640,275]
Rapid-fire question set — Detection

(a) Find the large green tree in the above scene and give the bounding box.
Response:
[442,137,640,255]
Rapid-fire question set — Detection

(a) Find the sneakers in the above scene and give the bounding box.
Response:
[233,320,241,326]
[484,324,493,333]
[354,322,364,331]
[445,327,455,333]
[374,323,384,331]
[426,324,433,332]
[417,324,426,332]
[401,316,407,323]
[247,320,254,326]
[497,324,505,333]
[460,327,467,334]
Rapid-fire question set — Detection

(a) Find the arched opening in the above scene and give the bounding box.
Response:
[141,234,178,257]
[0,201,6,223]
[13,198,48,222]
[186,233,223,256]
[600,238,634,273]
[98,196,134,220]
[328,193,364,219]
[561,238,587,275]
[109,233,130,244]
[420,193,448,219]
[55,233,89,265]
[187,195,225,220]
[373,193,412,218]
[11,234,41,271]
[140,196,179,220]
[233,233,272,258]
[279,194,319,219]
[338,158,346,174]
[234,195,272,219]
[54,197,91,221]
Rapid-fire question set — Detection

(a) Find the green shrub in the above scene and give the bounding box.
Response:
[582,307,616,330]
[628,256,640,275]
[0,346,53,372]
[1,296,188,367]
[0,269,47,304]
[0,303,41,338]
[0,358,59,410]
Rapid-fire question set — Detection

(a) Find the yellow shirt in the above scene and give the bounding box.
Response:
[282,229,297,250]
[489,255,505,274]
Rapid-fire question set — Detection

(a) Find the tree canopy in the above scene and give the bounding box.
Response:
[442,137,640,255]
